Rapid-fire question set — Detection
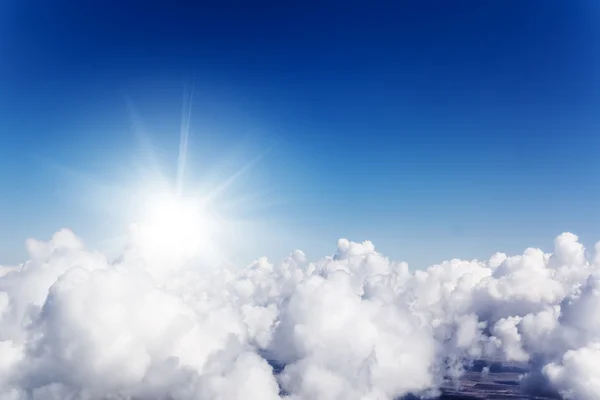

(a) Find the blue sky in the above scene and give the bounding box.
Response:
[1,0,599,267]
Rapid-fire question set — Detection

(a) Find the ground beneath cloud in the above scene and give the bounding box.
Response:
[435,361,557,400]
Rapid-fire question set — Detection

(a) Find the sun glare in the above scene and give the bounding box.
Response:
[132,192,215,260]
[121,87,262,266]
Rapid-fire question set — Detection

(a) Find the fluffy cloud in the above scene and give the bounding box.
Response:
[0,230,600,399]
[543,343,600,399]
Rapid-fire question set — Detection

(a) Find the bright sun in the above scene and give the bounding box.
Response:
[132,192,216,260]
[120,87,263,266]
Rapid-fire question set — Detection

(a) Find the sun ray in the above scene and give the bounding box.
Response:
[125,96,164,179]
[176,80,195,196]
[200,144,276,204]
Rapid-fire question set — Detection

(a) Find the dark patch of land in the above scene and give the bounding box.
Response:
[435,360,557,399]
[266,355,559,399]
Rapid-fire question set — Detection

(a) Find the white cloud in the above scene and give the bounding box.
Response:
[0,229,600,399]
[543,343,600,399]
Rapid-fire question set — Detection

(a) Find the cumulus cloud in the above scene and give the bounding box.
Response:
[1,229,600,399]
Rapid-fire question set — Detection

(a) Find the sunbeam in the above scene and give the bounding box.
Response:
[176,81,195,196]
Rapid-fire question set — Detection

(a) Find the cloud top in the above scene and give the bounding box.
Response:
[0,230,599,399]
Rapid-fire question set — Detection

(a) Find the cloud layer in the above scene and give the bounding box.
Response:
[1,230,600,399]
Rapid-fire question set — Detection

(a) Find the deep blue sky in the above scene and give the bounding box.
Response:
[1,1,599,267]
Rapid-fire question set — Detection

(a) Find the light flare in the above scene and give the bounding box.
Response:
[132,192,216,260]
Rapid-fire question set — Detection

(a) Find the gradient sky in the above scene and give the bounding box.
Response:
[1,0,599,267]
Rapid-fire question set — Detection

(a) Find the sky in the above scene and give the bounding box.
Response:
[1,0,600,268]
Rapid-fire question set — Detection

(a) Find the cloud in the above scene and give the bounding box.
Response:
[0,230,599,399]
[543,342,600,400]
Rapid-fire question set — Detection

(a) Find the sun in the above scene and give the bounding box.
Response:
[118,86,268,267]
[131,191,217,261]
